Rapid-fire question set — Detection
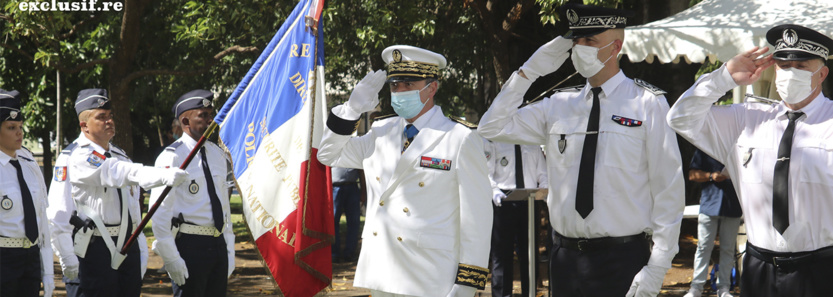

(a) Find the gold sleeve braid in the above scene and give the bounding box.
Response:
[454,263,488,290]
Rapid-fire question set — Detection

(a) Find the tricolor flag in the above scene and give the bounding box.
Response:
[214,0,332,296]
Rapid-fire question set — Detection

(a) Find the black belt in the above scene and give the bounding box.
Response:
[746,243,833,270]
[554,232,648,252]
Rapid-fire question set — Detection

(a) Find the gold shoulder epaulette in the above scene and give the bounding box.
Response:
[372,114,398,121]
[449,116,477,129]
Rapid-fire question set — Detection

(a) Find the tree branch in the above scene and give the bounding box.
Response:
[0,42,35,60]
[116,45,259,93]
[53,58,111,74]
[59,14,102,40]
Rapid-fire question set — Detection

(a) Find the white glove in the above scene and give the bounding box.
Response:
[519,36,573,81]
[166,257,189,286]
[61,255,79,280]
[43,275,55,296]
[162,168,189,187]
[344,70,387,114]
[492,192,506,207]
[445,284,477,297]
[626,264,668,297]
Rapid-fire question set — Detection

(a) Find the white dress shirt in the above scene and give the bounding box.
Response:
[0,148,54,277]
[668,65,833,253]
[479,70,685,268]
[488,141,548,193]
[150,133,234,274]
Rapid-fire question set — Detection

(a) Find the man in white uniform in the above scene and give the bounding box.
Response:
[667,24,833,296]
[151,89,234,297]
[68,88,187,296]
[478,4,684,296]
[0,89,54,297]
[317,45,493,297]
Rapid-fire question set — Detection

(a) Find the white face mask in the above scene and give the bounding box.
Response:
[775,66,822,105]
[571,40,615,78]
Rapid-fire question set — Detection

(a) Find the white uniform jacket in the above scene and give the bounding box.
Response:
[668,66,833,253]
[478,70,685,269]
[318,105,493,295]
[0,148,54,279]
[68,134,150,271]
[150,134,234,276]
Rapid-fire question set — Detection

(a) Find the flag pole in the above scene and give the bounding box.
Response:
[120,121,219,254]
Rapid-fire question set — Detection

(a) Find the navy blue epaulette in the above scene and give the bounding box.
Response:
[61,142,79,155]
[633,79,667,96]
[18,154,34,162]
[165,141,183,152]
[21,146,33,156]
[109,144,129,159]
[524,85,584,107]
[372,114,397,122]
[449,116,477,129]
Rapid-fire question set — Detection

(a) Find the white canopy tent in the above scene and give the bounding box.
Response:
[620,0,833,100]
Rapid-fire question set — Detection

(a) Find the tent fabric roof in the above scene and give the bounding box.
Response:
[621,0,833,64]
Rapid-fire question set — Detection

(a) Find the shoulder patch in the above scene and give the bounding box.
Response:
[372,114,398,122]
[61,142,79,155]
[109,144,128,159]
[166,141,184,152]
[54,166,67,181]
[633,79,666,96]
[744,94,779,105]
[449,116,477,129]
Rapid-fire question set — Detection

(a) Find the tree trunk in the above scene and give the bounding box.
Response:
[39,131,53,187]
[107,0,148,157]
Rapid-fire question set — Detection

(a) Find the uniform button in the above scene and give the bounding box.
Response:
[397,237,403,241]
[403,207,409,213]
[379,201,385,206]
[418,182,424,187]
[373,232,377,236]
[376,176,381,181]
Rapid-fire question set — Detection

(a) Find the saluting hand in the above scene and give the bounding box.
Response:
[520,36,573,81]
[345,70,387,114]
[727,46,775,86]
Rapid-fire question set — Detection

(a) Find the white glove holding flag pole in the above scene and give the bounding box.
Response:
[625,264,668,297]
[160,168,189,187]
[43,275,55,297]
[492,192,506,207]
[166,257,189,286]
[519,36,573,81]
[445,284,476,297]
[343,70,387,118]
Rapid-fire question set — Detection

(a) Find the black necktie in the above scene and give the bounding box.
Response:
[772,111,803,234]
[105,152,132,240]
[514,145,525,188]
[575,87,602,219]
[403,124,419,153]
[200,147,225,233]
[10,159,38,243]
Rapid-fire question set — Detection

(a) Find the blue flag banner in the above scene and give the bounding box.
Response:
[214,0,332,295]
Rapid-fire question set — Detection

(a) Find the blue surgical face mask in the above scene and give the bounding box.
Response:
[391,83,431,120]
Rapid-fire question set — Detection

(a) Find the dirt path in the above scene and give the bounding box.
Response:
[46,219,739,296]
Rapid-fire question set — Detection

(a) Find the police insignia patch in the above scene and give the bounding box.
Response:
[54,166,67,181]
[189,180,200,194]
[393,49,402,63]
[500,157,509,166]
[1,196,12,210]
[611,115,643,127]
[633,79,666,96]
[87,151,106,167]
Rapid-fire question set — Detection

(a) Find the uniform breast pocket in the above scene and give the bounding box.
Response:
[601,124,646,172]
[798,138,833,185]
[547,122,583,168]
[736,137,772,184]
